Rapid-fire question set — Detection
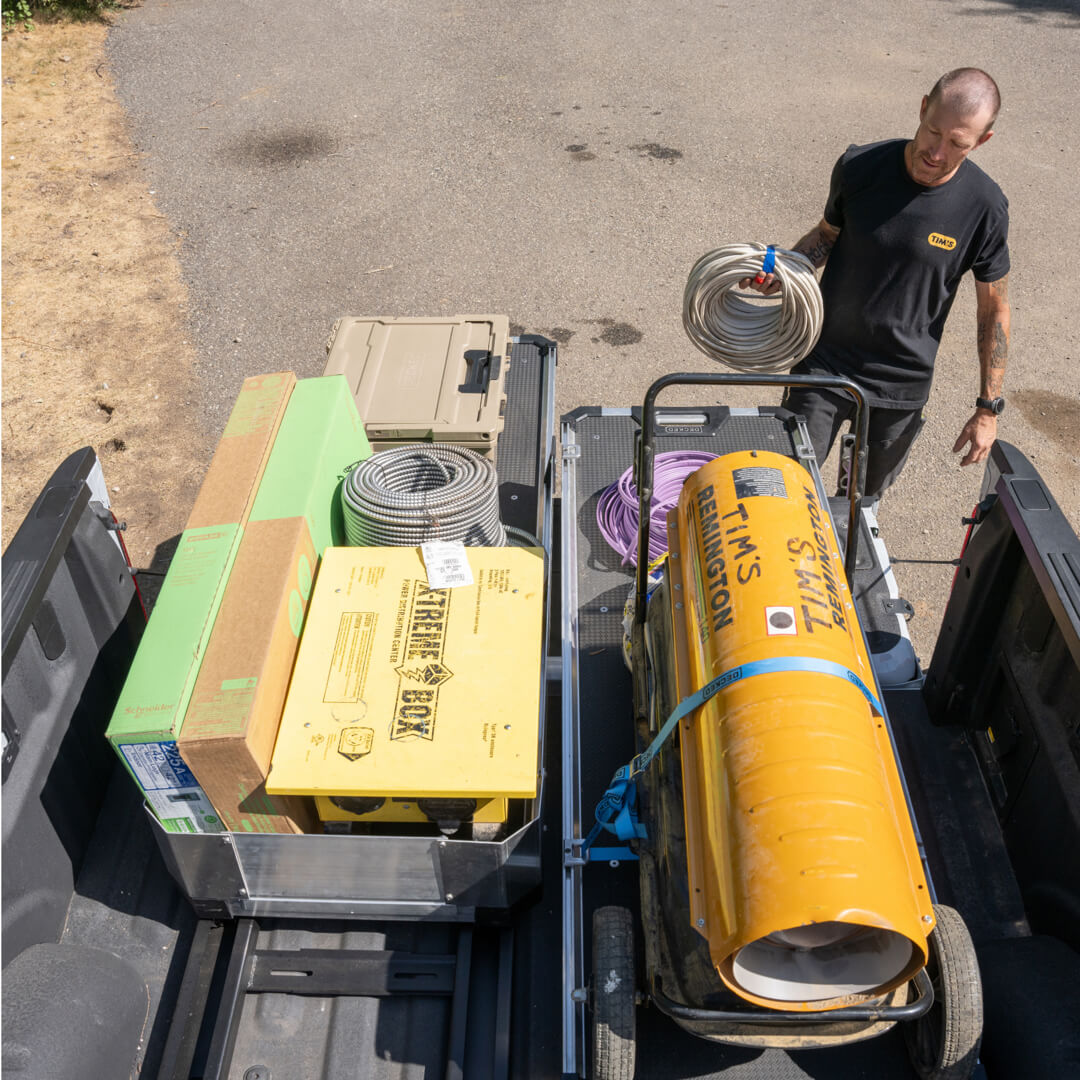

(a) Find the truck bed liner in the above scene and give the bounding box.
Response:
[4,355,1078,1079]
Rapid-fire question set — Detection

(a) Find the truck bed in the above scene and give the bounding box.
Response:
[3,355,1078,1079]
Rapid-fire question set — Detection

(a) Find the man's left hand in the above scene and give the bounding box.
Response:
[953,411,998,466]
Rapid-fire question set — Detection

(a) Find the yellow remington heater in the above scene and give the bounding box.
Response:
[663,450,935,1010]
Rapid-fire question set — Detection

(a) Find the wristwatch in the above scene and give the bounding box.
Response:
[976,396,1006,415]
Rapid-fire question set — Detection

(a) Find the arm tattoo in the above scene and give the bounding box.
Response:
[802,236,836,265]
[794,226,838,268]
[991,322,1008,365]
[977,275,1010,398]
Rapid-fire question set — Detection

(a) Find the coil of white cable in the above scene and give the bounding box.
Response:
[341,444,507,547]
[682,243,824,373]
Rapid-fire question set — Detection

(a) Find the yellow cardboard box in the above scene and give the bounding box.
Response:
[267,546,544,800]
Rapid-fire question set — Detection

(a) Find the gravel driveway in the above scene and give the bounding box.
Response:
[107,0,1080,658]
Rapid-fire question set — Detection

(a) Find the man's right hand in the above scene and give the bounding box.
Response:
[738,272,782,295]
[737,219,840,295]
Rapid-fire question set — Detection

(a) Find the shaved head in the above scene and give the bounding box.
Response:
[927,68,1001,133]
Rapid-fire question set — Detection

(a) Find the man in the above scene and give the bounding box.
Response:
[744,68,1011,498]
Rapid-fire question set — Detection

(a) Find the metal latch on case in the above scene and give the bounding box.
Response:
[459,350,500,394]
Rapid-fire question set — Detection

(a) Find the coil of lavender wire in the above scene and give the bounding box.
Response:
[596,451,717,566]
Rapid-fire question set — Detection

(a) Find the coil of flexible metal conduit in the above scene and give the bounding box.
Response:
[683,243,824,373]
[341,444,507,547]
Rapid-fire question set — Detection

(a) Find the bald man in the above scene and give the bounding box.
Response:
[745,69,1011,498]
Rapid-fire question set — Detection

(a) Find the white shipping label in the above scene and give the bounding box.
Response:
[421,541,474,589]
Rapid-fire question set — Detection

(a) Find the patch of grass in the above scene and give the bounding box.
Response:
[3,0,113,33]
[4,0,35,31]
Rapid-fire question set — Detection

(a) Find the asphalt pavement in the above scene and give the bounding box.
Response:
[107,0,1080,659]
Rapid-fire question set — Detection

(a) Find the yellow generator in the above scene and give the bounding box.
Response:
[584,372,980,1078]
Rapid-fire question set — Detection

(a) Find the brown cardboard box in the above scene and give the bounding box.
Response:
[179,516,318,834]
[188,371,299,529]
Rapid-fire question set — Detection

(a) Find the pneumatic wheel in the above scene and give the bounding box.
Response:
[904,904,983,1080]
[591,906,636,1080]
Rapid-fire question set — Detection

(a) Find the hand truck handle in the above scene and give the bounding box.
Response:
[633,371,868,635]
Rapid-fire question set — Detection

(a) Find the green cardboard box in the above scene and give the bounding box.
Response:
[249,375,372,552]
[110,525,240,833]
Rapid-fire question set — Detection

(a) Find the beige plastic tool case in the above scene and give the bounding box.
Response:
[323,315,510,457]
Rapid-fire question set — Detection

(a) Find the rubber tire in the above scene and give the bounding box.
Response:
[904,904,983,1080]
[591,906,636,1080]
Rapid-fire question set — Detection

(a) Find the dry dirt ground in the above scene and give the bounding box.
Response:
[2,18,208,568]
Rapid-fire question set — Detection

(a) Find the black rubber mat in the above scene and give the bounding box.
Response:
[61,772,197,1079]
[497,337,554,539]
[885,686,1028,949]
[225,922,460,1079]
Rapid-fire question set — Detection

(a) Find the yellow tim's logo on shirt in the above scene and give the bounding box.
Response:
[928,233,957,251]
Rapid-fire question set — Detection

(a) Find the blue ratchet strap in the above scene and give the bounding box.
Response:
[581,656,884,857]
[588,846,640,863]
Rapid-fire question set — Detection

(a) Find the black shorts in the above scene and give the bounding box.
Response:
[781,385,926,499]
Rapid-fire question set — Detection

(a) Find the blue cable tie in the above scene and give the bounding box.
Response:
[582,654,885,851]
[761,245,777,277]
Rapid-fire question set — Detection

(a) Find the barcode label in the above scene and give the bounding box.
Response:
[421,541,474,589]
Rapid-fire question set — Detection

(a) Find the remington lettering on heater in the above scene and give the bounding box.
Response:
[690,484,734,641]
[792,484,849,633]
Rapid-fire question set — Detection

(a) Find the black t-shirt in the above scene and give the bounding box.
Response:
[805,139,1010,407]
